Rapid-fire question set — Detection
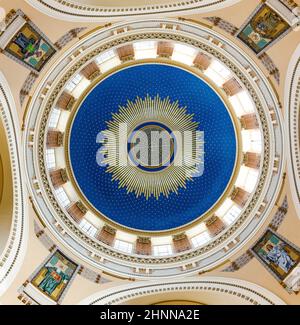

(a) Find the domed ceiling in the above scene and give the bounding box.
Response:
[1,0,300,307]
[68,63,237,232]
[24,18,284,279]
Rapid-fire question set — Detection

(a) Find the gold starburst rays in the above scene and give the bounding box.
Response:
[99,95,204,199]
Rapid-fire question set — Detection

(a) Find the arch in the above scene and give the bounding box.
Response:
[26,0,241,22]
[0,72,28,296]
[0,114,13,254]
[79,277,286,305]
[285,43,300,220]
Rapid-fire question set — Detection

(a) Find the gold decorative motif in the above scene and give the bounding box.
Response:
[100,95,204,199]
[33,0,234,17]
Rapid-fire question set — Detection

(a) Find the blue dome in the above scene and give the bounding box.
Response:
[69,63,237,231]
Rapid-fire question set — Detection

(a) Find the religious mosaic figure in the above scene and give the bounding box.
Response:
[32,251,77,302]
[252,230,300,282]
[38,262,71,296]
[5,23,56,71]
[265,243,296,273]
[237,4,290,54]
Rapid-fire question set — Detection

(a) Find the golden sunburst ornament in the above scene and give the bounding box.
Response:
[98,95,204,199]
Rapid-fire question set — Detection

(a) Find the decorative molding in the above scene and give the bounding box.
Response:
[269,196,288,231]
[79,277,286,305]
[258,53,280,85]
[268,0,300,28]
[54,27,87,50]
[20,72,39,106]
[26,0,242,22]
[205,16,238,35]
[0,72,28,296]
[222,250,253,272]
[286,43,300,220]
[280,0,299,12]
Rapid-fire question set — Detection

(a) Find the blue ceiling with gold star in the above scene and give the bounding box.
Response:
[69,63,237,232]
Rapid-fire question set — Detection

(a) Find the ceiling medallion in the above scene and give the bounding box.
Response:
[98,95,205,199]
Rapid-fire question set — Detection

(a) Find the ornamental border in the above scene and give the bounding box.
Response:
[28,0,240,19]
[0,75,28,294]
[36,32,272,265]
[79,278,285,305]
[286,50,300,219]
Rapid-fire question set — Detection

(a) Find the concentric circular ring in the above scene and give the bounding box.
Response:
[128,121,177,172]
[66,62,240,232]
[23,20,284,279]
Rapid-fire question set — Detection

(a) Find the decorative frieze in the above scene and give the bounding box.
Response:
[258,53,280,84]
[205,16,239,35]
[222,251,254,272]
[20,72,39,106]
[269,196,288,231]
[55,27,86,50]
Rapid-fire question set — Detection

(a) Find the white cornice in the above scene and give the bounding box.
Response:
[26,0,241,22]
[285,43,300,220]
[79,276,286,305]
[0,73,28,297]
